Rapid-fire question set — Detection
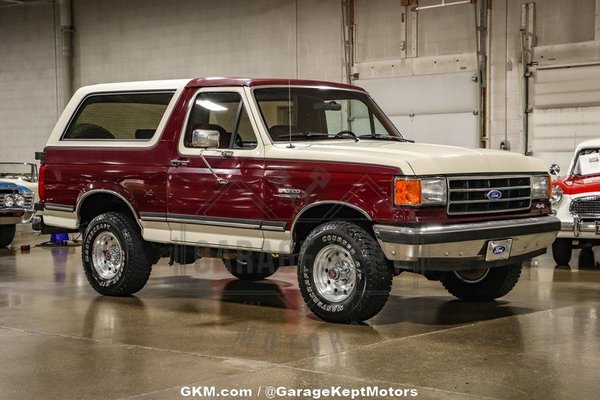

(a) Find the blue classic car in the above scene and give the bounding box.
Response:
[0,181,35,247]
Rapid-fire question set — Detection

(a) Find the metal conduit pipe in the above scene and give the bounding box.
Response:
[58,0,73,107]
[412,0,474,12]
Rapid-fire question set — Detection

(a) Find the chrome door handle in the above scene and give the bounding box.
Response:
[170,158,189,167]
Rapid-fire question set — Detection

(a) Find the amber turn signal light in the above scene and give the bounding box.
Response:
[394,179,421,206]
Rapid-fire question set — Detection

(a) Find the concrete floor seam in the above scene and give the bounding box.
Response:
[0,324,274,370]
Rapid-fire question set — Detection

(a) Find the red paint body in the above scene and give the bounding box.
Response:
[554,174,600,195]
[42,81,547,232]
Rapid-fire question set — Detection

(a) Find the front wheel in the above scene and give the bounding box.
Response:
[552,239,572,265]
[440,264,522,301]
[0,224,16,247]
[297,221,393,323]
[82,212,153,296]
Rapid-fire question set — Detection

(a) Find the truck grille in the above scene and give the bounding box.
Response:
[0,191,34,210]
[447,175,532,215]
[570,196,600,218]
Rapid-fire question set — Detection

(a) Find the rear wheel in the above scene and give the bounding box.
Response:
[297,221,393,323]
[223,252,279,281]
[440,264,522,301]
[82,212,153,296]
[0,224,16,247]
[552,239,572,265]
[578,248,595,269]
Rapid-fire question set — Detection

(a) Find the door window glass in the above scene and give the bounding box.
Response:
[185,92,258,149]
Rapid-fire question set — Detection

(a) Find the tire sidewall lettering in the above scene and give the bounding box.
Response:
[84,219,126,288]
[302,230,366,314]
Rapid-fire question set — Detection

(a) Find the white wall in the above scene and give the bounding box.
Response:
[489,0,599,155]
[3,0,600,163]
[72,0,342,86]
[0,0,343,162]
[353,0,479,147]
[0,1,59,163]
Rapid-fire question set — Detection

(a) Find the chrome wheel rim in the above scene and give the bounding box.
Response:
[312,244,356,302]
[92,232,124,280]
[454,268,489,283]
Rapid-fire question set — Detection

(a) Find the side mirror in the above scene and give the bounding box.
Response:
[191,129,220,149]
[549,163,560,176]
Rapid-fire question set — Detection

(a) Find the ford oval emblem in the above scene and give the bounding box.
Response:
[486,189,503,200]
[492,245,506,255]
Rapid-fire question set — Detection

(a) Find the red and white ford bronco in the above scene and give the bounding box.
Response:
[35,78,560,323]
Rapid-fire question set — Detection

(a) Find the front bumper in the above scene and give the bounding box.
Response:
[373,215,560,270]
[558,216,600,239]
[0,210,35,225]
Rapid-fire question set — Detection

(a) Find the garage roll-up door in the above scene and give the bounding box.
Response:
[530,64,600,169]
[355,71,480,148]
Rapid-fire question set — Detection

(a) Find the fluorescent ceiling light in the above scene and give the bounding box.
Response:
[196,100,227,111]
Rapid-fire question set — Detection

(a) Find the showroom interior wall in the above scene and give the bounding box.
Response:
[2,0,600,164]
[0,0,344,162]
[354,0,600,161]
[0,1,58,164]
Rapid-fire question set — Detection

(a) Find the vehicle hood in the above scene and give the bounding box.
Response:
[267,140,547,175]
[555,174,600,195]
[0,180,34,193]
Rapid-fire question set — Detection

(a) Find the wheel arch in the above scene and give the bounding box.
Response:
[291,201,372,253]
[76,189,141,231]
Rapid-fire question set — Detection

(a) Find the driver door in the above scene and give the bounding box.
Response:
[167,87,266,250]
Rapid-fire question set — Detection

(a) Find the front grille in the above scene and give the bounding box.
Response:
[570,196,600,218]
[0,191,34,210]
[447,175,532,215]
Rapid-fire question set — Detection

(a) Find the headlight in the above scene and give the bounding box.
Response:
[15,194,25,207]
[394,177,447,206]
[3,195,14,207]
[531,175,551,199]
[551,185,563,204]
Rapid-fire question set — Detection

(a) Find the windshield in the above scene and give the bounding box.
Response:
[253,87,404,142]
[572,149,600,177]
[0,163,37,182]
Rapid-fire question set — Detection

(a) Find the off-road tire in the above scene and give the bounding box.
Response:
[552,239,572,266]
[223,252,280,281]
[0,224,16,248]
[82,212,152,296]
[297,221,393,323]
[440,263,522,301]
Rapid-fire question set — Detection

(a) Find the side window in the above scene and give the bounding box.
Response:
[62,92,173,140]
[185,92,258,149]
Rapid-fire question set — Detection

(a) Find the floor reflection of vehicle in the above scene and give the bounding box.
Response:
[82,296,148,341]
[550,139,600,267]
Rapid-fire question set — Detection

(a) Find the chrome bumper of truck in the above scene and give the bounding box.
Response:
[373,215,560,263]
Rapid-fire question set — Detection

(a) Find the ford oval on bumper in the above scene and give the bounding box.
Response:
[373,215,560,269]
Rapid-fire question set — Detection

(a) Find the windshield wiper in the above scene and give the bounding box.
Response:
[358,134,413,143]
[285,131,359,142]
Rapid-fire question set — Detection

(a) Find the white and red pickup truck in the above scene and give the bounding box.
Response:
[34,77,559,323]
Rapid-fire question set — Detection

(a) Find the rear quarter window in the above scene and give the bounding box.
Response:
[62,92,174,141]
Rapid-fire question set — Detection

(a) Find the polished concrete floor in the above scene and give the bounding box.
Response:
[1,228,599,400]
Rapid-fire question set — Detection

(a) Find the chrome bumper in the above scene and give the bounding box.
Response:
[560,215,600,238]
[0,210,34,225]
[373,215,560,263]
